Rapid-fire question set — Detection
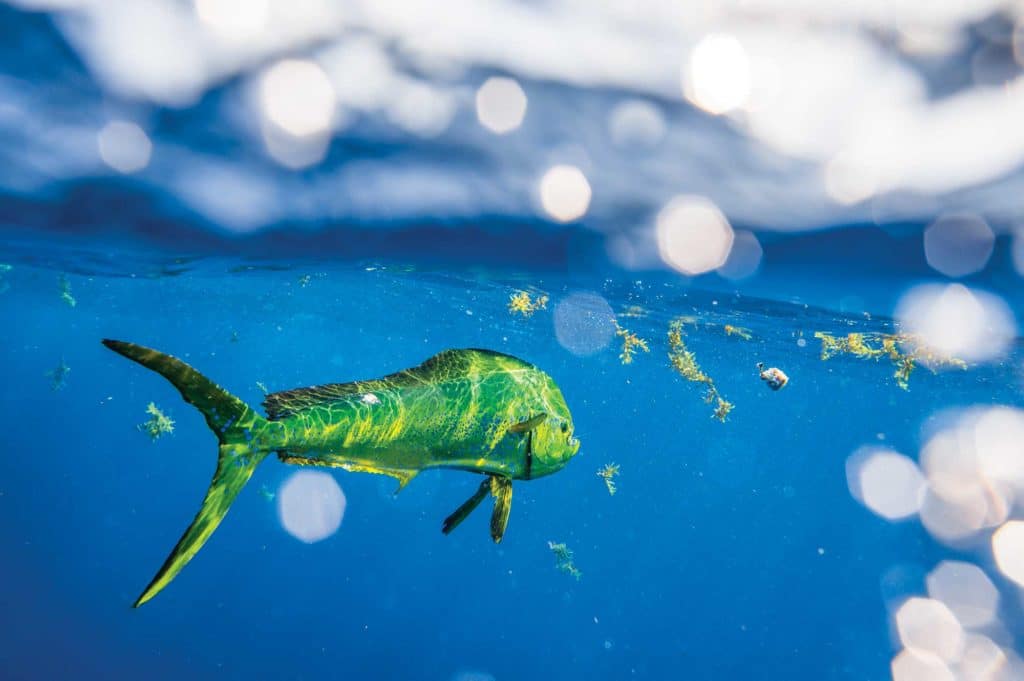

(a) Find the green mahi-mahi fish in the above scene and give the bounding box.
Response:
[103,340,580,607]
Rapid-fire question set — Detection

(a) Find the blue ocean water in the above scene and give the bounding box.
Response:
[4,3,1024,679]
[1,244,1021,681]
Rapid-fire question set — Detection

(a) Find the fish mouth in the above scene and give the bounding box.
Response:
[569,437,580,454]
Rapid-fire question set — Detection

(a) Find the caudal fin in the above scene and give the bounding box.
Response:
[103,340,269,607]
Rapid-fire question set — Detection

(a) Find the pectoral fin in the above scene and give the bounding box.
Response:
[441,478,491,535]
[489,476,513,543]
[509,413,546,433]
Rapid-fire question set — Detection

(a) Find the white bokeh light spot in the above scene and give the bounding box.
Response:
[895,284,1016,363]
[717,230,763,280]
[656,195,734,276]
[539,165,592,223]
[895,597,964,663]
[846,447,925,520]
[925,561,998,629]
[97,121,152,174]
[261,59,335,138]
[891,649,955,681]
[685,34,751,115]
[475,77,527,134]
[608,99,666,148]
[992,521,1024,587]
[387,81,456,138]
[923,214,995,278]
[277,470,346,543]
[194,0,269,40]
[553,291,616,357]
[958,634,1009,681]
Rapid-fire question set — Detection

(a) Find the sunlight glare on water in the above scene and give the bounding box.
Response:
[194,0,269,40]
[538,165,591,223]
[475,77,527,135]
[277,470,346,543]
[895,284,1016,363]
[97,120,152,174]
[655,195,734,276]
[259,59,336,168]
[684,34,750,115]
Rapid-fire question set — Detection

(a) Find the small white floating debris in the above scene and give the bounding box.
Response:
[361,393,381,405]
[757,362,789,391]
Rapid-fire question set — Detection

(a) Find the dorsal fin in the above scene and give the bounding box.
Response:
[263,348,536,420]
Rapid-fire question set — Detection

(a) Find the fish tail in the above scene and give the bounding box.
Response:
[103,339,271,608]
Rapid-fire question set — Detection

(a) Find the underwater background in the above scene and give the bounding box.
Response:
[4,2,1024,680]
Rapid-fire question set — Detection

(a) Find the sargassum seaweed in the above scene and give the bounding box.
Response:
[597,463,620,496]
[139,402,175,440]
[548,541,582,580]
[508,290,549,318]
[614,322,650,365]
[668,317,733,422]
[813,331,966,390]
[58,275,76,308]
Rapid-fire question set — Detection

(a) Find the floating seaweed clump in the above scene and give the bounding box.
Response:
[508,290,549,317]
[597,463,620,496]
[667,318,733,422]
[614,322,650,365]
[139,402,175,440]
[58,275,76,308]
[813,331,967,390]
[548,541,582,581]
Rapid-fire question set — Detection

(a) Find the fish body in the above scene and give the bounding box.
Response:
[261,349,577,484]
[102,341,579,607]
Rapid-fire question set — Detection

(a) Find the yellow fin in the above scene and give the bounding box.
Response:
[489,476,513,543]
[280,455,418,494]
[338,462,418,493]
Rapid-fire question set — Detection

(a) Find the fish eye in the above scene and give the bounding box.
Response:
[560,422,569,433]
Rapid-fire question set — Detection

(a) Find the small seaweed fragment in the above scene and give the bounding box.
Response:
[614,322,650,365]
[297,274,312,287]
[58,275,76,308]
[46,357,70,391]
[723,325,752,340]
[139,402,175,440]
[508,290,549,318]
[230,330,240,343]
[256,381,269,394]
[667,317,732,422]
[548,541,582,581]
[258,484,276,502]
[597,463,620,496]
[813,331,967,390]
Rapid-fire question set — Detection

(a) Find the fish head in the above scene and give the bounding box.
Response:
[528,411,580,478]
